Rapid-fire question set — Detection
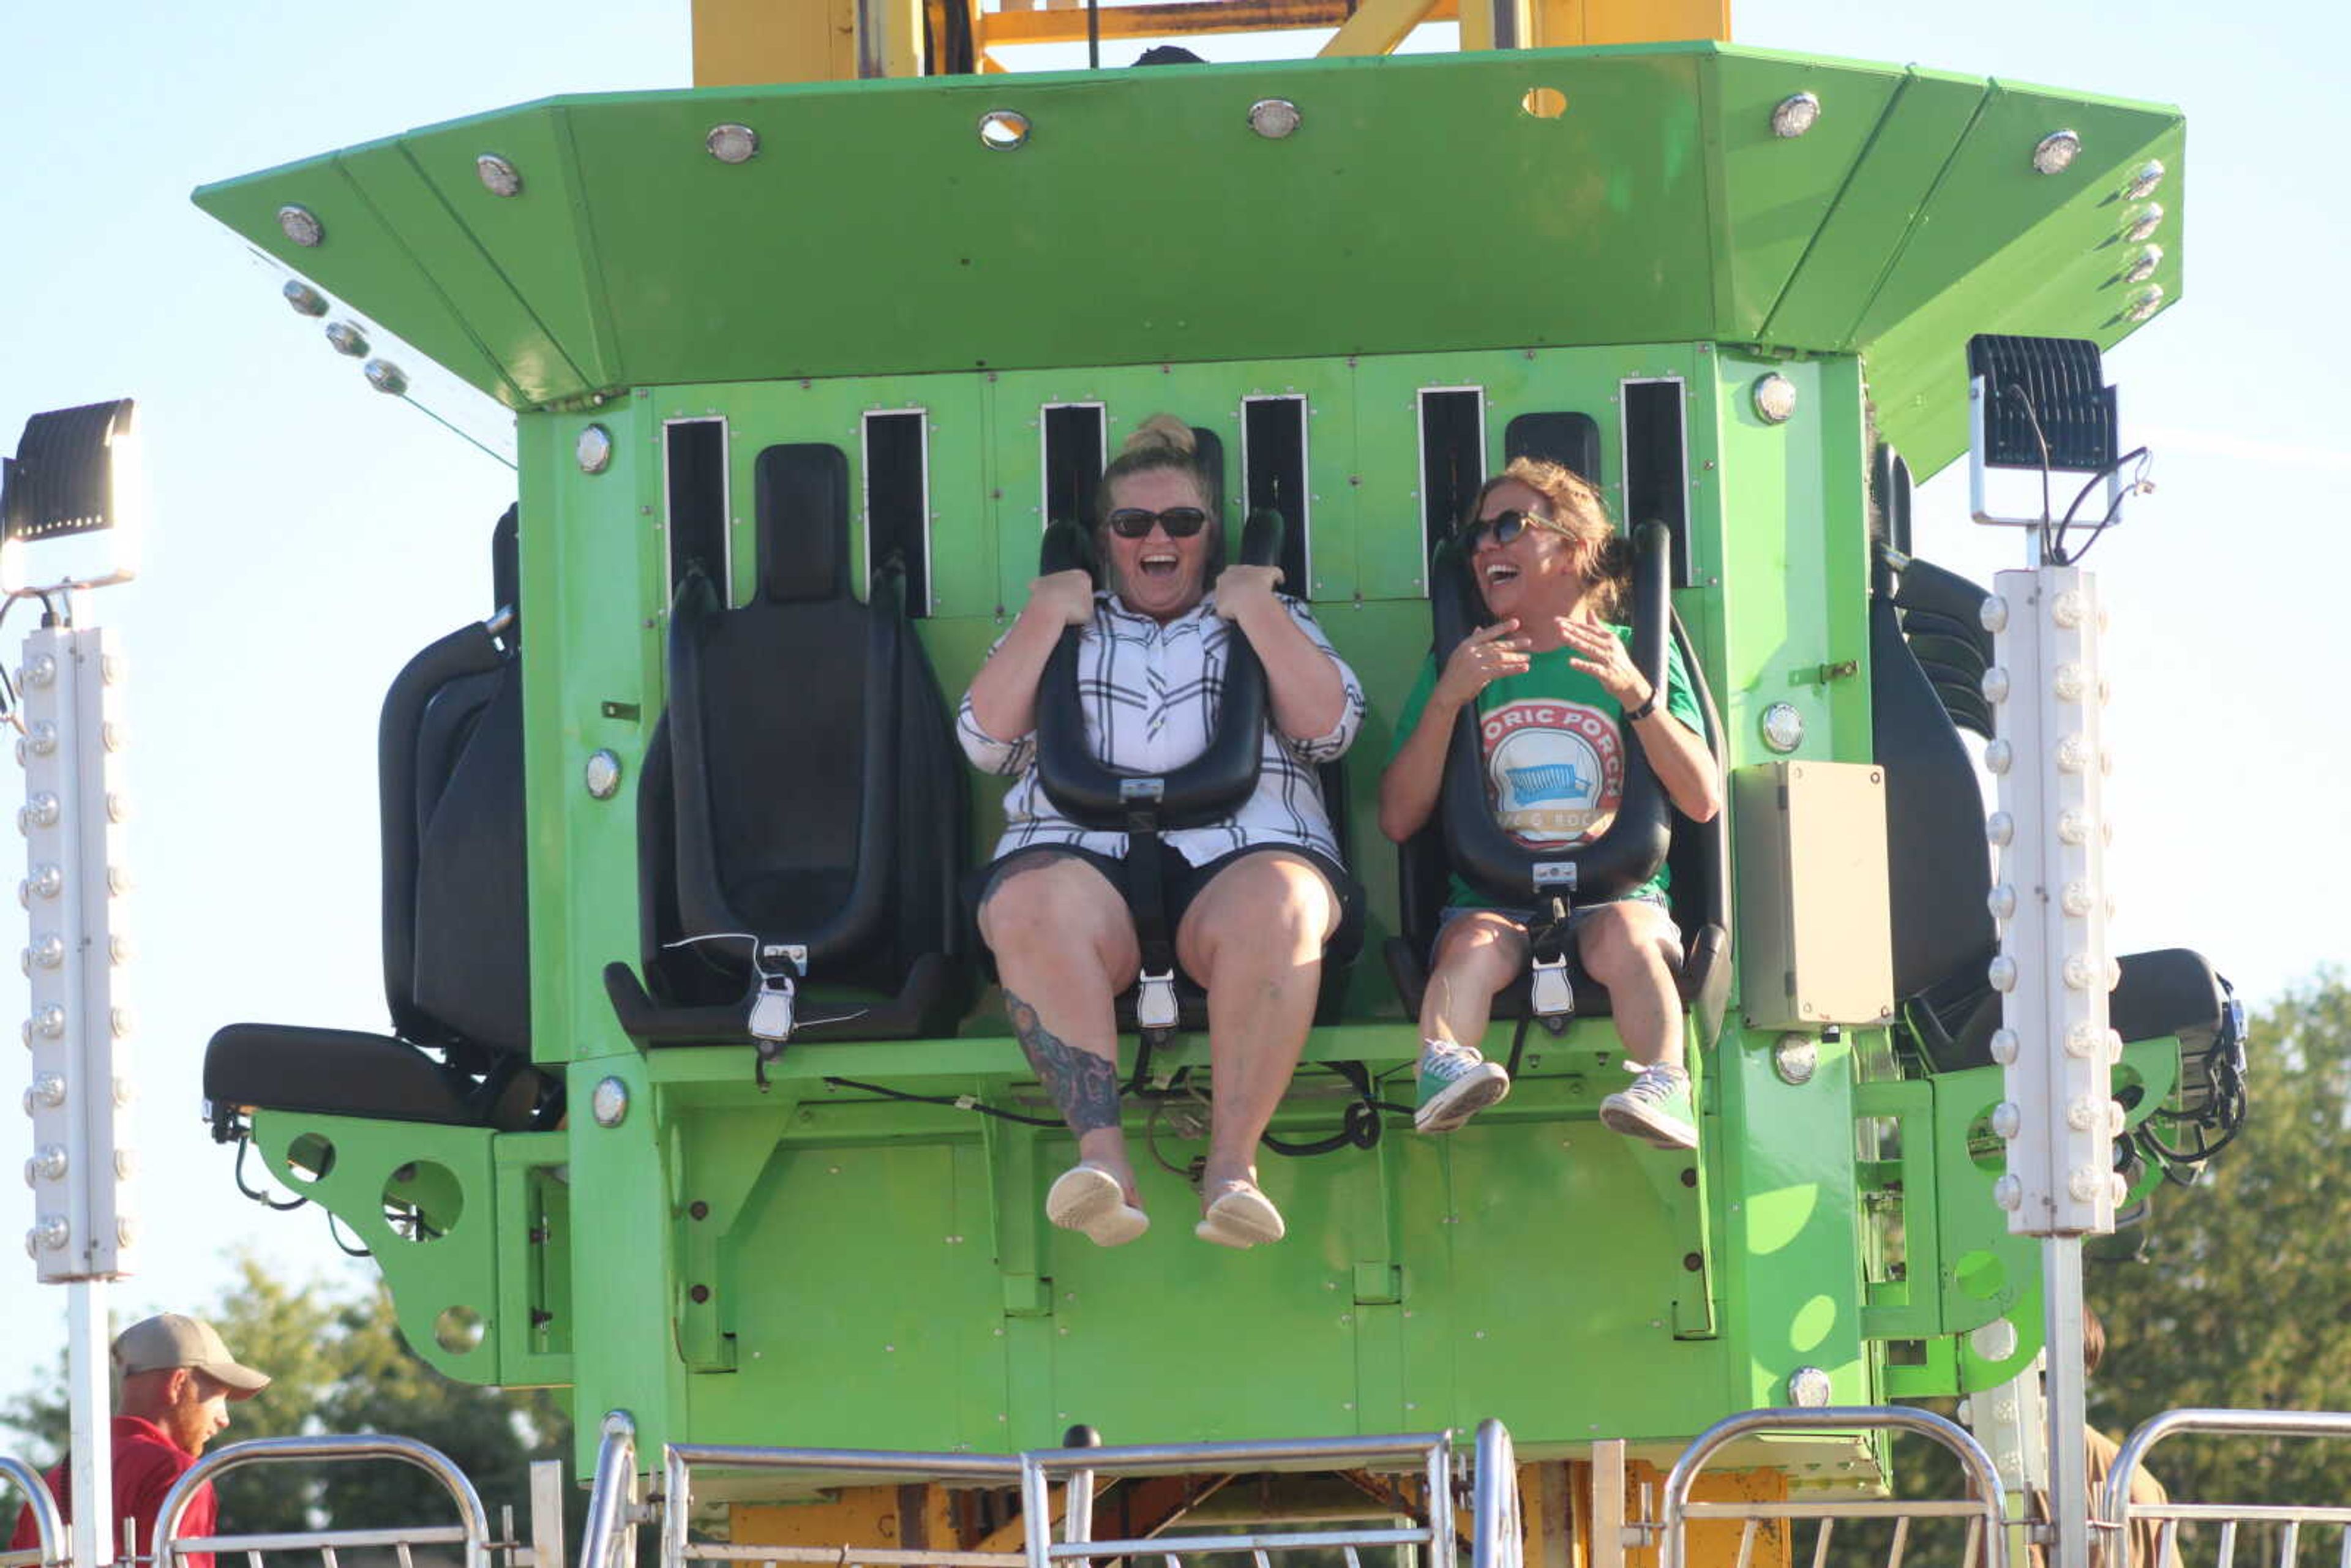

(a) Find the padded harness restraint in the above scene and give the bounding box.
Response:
[1031,509,1284,1054]
[1428,519,1674,1027]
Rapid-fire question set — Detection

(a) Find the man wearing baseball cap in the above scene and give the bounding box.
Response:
[9,1314,269,1568]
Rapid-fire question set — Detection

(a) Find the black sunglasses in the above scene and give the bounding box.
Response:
[1106,506,1210,539]
[1458,508,1551,551]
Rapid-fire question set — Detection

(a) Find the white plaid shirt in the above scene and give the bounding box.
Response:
[958,591,1363,865]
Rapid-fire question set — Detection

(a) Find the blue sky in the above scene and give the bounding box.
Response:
[2,0,2343,1415]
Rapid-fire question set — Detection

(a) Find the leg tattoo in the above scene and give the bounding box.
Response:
[1006,988,1120,1136]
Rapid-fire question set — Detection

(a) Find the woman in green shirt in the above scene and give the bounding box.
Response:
[1378,459,1722,1146]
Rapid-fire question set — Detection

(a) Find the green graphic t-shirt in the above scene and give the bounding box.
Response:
[1392,623,1703,907]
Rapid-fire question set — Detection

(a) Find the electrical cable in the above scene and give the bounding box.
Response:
[231,1134,310,1212]
[326,1211,372,1259]
[2053,446,2152,565]
[821,1075,1065,1127]
[2003,382,2055,563]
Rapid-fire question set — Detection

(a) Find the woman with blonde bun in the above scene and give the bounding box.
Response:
[959,415,1365,1251]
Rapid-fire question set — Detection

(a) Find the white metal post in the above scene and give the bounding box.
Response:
[20,617,135,1568]
[1981,566,2120,1568]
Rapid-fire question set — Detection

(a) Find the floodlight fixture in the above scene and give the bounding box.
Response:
[1,400,142,597]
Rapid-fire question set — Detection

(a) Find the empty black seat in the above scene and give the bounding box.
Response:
[206,509,552,1133]
[604,443,970,1051]
[1384,522,1731,1047]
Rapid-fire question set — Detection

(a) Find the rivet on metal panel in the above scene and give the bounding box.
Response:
[1682,1253,1704,1272]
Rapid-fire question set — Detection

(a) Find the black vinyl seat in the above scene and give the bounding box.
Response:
[604,443,970,1052]
[1383,522,1731,1048]
[1870,546,2228,1071]
[205,509,553,1133]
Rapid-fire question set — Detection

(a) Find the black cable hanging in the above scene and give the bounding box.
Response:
[232,1134,309,1212]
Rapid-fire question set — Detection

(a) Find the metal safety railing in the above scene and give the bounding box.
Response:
[660,1441,1025,1568]
[607,1425,1512,1568]
[0,1457,64,1568]
[579,1414,645,1568]
[1469,1420,1521,1568]
[2102,1408,2351,1568]
[152,1433,493,1568]
[1018,1430,1461,1568]
[1655,1406,2009,1568]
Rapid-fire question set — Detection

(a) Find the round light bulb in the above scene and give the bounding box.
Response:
[1770,92,1821,138]
[1247,98,1302,139]
[707,122,760,163]
[977,110,1030,151]
[2031,129,2082,174]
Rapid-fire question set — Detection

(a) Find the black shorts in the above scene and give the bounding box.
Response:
[966,840,1365,973]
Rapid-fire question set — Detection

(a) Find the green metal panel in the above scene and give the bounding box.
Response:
[194,142,528,405]
[1704,51,1905,335]
[1758,68,1987,347]
[332,136,593,406]
[194,48,2184,479]
[250,1112,504,1384]
[401,104,626,391]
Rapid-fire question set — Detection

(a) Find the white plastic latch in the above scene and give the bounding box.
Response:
[1530,955,1574,1019]
[1136,969,1179,1030]
[748,977,797,1042]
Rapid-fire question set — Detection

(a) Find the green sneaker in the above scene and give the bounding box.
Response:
[1599,1063,1697,1150]
[1414,1041,1511,1134]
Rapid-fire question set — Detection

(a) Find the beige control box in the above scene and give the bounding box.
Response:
[1732,760,1895,1030]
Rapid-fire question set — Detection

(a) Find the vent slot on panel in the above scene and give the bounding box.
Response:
[1418,387,1486,564]
[1622,380,1691,587]
[1505,411,1603,487]
[1041,403,1106,533]
[1873,443,1913,558]
[863,411,930,616]
[1242,396,1310,594]
[664,418,730,601]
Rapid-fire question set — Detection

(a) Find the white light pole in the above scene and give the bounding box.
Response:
[5,397,143,1568]
[1965,338,2144,1568]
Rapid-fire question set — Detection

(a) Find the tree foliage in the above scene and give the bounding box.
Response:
[2086,969,2351,1504]
[1,1255,575,1544]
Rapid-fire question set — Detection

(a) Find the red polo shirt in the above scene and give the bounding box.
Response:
[8,1416,216,1568]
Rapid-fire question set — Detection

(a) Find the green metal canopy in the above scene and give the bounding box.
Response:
[192,41,2181,475]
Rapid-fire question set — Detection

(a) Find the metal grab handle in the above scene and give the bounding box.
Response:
[1471,1419,1523,1568]
[0,1456,64,1568]
[152,1433,492,1568]
[1658,1407,2007,1568]
[580,1412,640,1568]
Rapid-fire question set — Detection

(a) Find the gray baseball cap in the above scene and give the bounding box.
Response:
[113,1315,269,1399]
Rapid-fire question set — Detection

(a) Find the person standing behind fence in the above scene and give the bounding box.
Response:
[2082,1307,2175,1568]
[1973,1307,2175,1568]
[8,1314,270,1568]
